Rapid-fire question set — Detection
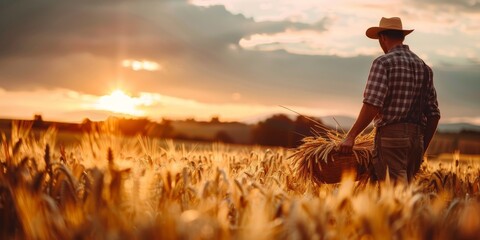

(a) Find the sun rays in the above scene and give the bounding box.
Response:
[95,89,151,116]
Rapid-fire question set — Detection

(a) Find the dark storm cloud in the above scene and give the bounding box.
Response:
[0,0,331,98]
[0,0,323,58]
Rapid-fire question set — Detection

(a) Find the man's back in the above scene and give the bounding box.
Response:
[363,45,439,127]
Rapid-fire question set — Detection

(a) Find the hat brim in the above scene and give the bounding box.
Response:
[366,27,414,39]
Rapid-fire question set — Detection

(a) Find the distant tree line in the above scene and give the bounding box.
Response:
[24,114,327,147]
[251,114,327,148]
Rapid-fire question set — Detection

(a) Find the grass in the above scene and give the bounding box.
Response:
[1,121,480,239]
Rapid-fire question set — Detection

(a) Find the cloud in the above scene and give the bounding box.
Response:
[122,60,162,71]
[0,87,348,123]
[0,0,325,58]
[0,0,365,109]
[444,117,480,125]
[0,88,95,121]
[0,53,118,94]
[191,0,480,60]
[0,0,478,124]
[433,65,480,117]
[0,0,330,95]
[239,29,380,57]
[0,86,477,126]
[410,0,480,12]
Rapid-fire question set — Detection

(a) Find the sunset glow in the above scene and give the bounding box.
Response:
[95,90,148,116]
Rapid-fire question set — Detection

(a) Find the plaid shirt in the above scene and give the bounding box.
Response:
[363,45,440,127]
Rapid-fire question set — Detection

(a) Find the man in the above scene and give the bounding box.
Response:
[338,17,440,184]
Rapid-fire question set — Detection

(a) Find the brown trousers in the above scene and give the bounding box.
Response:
[371,123,424,185]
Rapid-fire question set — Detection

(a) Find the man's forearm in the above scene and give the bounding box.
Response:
[424,115,440,151]
[347,103,380,138]
[338,103,379,154]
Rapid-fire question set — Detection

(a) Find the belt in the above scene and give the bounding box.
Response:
[377,122,423,135]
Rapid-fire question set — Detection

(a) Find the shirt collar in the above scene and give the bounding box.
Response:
[388,44,409,53]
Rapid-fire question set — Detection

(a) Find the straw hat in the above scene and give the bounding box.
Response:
[366,17,414,39]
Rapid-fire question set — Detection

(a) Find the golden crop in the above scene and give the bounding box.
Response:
[1,122,479,239]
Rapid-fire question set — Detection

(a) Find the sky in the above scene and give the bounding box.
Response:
[0,0,479,124]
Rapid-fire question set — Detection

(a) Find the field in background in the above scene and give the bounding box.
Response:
[1,123,480,239]
[3,117,480,155]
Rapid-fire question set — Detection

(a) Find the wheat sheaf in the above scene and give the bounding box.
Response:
[290,124,375,184]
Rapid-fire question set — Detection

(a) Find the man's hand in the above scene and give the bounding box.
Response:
[337,136,355,154]
[337,103,379,155]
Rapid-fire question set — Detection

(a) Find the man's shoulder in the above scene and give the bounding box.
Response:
[372,54,391,66]
[375,49,401,61]
[373,46,424,66]
[374,54,388,62]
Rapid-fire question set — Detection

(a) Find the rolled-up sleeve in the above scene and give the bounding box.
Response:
[363,58,388,108]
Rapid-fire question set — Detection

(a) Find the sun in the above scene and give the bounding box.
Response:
[95,89,143,116]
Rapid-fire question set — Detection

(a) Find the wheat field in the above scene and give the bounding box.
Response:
[1,122,480,240]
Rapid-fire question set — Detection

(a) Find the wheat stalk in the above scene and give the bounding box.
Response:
[290,127,375,183]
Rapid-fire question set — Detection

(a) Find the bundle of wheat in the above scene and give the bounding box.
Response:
[290,127,375,184]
